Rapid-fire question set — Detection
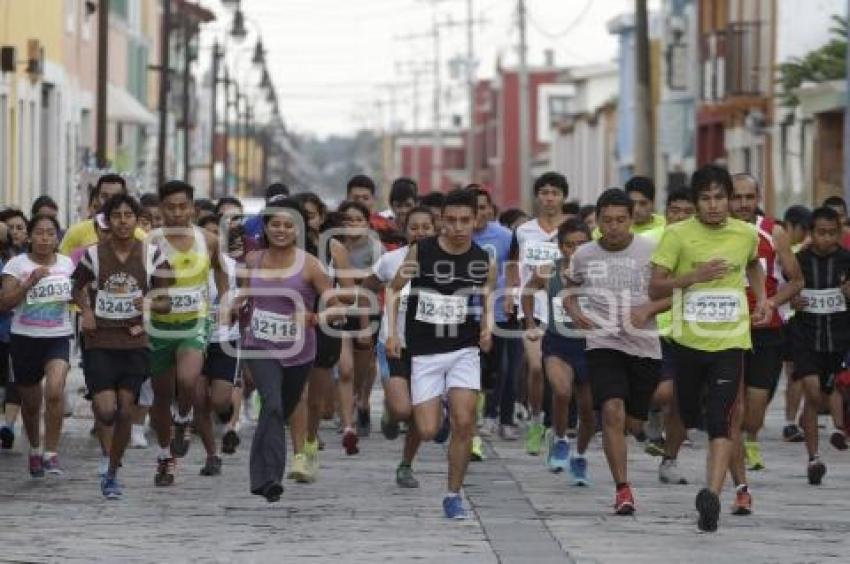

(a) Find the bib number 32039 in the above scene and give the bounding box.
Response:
[27,275,72,304]
[251,309,300,342]
[683,291,740,323]
[415,293,467,325]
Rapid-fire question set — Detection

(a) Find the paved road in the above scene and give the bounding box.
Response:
[1,370,849,563]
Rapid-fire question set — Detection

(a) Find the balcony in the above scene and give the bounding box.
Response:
[701,21,768,102]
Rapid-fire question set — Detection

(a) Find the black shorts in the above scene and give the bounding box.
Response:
[745,328,785,393]
[586,348,660,420]
[660,338,676,382]
[9,334,70,387]
[203,341,239,383]
[0,340,9,388]
[791,344,842,395]
[671,342,743,440]
[85,348,149,397]
[387,348,412,380]
[542,333,588,385]
[315,324,342,369]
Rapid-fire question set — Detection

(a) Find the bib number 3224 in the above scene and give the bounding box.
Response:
[683,291,740,323]
[169,288,202,314]
[95,291,140,320]
[251,309,300,343]
[27,275,72,305]
[415,293,467,325]
[523,241,561,266]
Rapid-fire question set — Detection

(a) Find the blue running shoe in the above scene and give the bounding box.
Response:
[442,494,468,520]
[101,474,123,500]
[570,456,589,486]
[547,437,570,473]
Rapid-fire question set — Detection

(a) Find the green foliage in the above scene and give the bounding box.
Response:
[778,15,847,106]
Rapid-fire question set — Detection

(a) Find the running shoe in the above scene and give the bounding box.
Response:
[381,411,400,440]
[644,437,666,457]
[0,425,14,450]
[43,453,63,475]
[288,453,314,483]
[745,440,765,470]
[171,421,191,458]
[499,424,519,441]
[356,408,371,438]
[731,485,752,515]
[829,430,848,451]
[154,456,175,487]
[342,429,359,455]
[696,488,720,532]
[614,484,635,515]
[569,456,589,486]
[807,458,826,485]
[263,482,283,503]
[304,439,320,477]
[782,423,805,442]
[525,422,545,456]
[221,429,241,455]
[396,463,419,488]
[659,458,688,485]
[470,436,485,462]
[29,453,44,478]
[97,456,110,478]
[442,494,468,520]
[478,417,497,438]
[546,435,570,473]
[199,455,222,477]
[434,409,451,444]
[100,474,123,500]
[130,425,148,449]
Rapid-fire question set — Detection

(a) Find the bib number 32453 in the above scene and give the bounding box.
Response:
[27,275,72,304]
[251,309,300,343]
[415,293,467,325]
[683,291,740,323]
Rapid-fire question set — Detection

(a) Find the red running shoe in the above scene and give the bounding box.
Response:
[342,429,359,455]
[614,484,635,515]
[731,485,752,515]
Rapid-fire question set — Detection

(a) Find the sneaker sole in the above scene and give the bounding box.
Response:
[731,504,752,516]
[830,436,848,451]
[615,502,635,516]
[696,489,720,532]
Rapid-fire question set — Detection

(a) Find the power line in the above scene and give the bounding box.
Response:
[527,0,593,39]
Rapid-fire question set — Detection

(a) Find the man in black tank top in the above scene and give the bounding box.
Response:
[386,189,496,520]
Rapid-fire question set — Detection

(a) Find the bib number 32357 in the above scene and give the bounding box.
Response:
[415,293,467,325]
[683,291,740,323]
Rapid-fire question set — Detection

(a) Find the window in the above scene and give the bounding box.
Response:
[110,0,129,20]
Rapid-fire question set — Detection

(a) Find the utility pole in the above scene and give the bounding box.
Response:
[209,41,220,199]
[222,68,231,195]
[157,0,172,189]
[634,0,654,177]
[95,0,109,168]
[182,15,192,183]
[431,10,443,192]
[517,0,531,211]
[844,0,850,202]
[466,0,476,184]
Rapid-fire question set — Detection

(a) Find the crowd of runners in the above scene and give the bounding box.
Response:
[1,165,849,533]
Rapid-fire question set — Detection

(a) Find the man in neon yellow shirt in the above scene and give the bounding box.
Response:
[592,176,666,241]
[649,165,771,533]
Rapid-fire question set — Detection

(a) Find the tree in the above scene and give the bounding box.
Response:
[778,15,847,106]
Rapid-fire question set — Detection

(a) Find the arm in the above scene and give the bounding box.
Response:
[504,235,521,316]
[71,255,96,332]
[520,266,547,335]
[386,245,418,358]
[562,279,597,331]
[772,224,804,306]
[746,257,771,326]
[0,267,49,312]
[479,258,497,353]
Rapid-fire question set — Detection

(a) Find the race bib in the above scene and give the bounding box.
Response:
[800,288,846,315]
[683,291,741,323]
[415,292,467,325]
[523,241,561,266]
[27,275,72,305]
[399,284,410,314]
[95,291,140,320]
[251,308,300,343]
[551,296,589,324]
[169,287,203,314]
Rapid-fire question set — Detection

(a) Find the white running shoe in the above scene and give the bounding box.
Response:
[130,425,149,449]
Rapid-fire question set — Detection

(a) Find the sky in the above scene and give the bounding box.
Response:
[203,0,653,138]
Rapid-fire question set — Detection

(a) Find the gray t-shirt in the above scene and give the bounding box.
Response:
[567,235,661,359]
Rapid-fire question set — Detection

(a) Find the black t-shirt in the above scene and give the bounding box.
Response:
[405,236,490,356]
[789,246,850,352]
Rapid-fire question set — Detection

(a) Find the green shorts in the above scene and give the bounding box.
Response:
[149,319,209,376]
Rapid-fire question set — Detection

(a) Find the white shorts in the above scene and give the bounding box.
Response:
[411,347,481,405]
[138,378,153,408]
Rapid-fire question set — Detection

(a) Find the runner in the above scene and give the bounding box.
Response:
[382,178,418,227]
[787,206,850,485]
[565,188,666,515]
[139,193,164,230]
[0,214,74,477]
[386,188,495,519]
[0,212,25,449]
[420,192,446,232]
[591,177,666,240]
[239,198,335,502]
[147,180,228,487]
[729,173,803,472]
[71,194,171,498]
[506,171,569,456]
[522,218,594,485]
[649,164,771,532]
[60,174,134,254]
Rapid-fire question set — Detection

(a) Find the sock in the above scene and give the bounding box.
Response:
[44,451,57,459]
[736,483,748,493]
[616,482,629,490]
[573,452,586,460]
[556,434,570,443]
[173,410,193,425]
[809,454,819,463]
[446,490,460,499]
[158,446,171,460]
[30,446,43,456]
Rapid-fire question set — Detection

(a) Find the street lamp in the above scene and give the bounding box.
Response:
[252,38,265,65]
[230,8,248,42]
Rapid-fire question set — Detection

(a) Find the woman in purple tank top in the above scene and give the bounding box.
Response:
[239,198,334,502]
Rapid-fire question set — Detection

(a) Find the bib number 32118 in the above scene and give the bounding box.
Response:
[251,309,300,343]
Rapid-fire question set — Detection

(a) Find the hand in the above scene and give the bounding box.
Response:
[790,294,806,311]
[26,266,50,288]
[524,325,544,342]
[629,304,653,329]
[503,293,516,317]
[751,299,774,327]
[80,309,97,333]
[479,328,493,352]
[573,312,598,331]
[691,259,728,284]
[385,335,401,359]
[132,296,144,313]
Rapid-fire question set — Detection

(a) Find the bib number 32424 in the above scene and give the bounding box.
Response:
[251,309,300,343]
[415,293,467,325]
[683,291,740,323]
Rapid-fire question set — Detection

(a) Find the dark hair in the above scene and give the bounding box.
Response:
[338,200,371,220]
[197,214,220,230]
[595,188,634,215]
[265,182,290,203]
[346,174,376,195]
[320,210,346,234]
[442,188,477,212]
[390,177,418,203]
[533,171,569,196]
[419,192,445,208]
[811,206,842,229]
[260,197,308,247]
[31,195,58,217]
[293,192,327,218]
[557,217,590,242]
[102,193,142,219]
[0,208,27,226]
[215,196,243,215]
[690,164,733,201]
[195,198,215,213]
[666,186,693,207]
[27,213,61,236]
[624,175,656,202]
[139,192,159,207]
[579,205,596,221]
[95,173,127,196]
[405,206,435,225]
[822,196,847,213]
[158,179,194,201]
[498,208,527,228]
[562,201,581,216]
[783,205,812,230]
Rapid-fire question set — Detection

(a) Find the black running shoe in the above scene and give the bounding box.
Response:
[154,457,175,487]
[807,459,826,485]
[356,408,371,438]
[696,488,720,532]
[199,455,222,477]
[221,430,240,455]
[782,424,805,443]
[0,426,14,450]
[171,421,191,458]
[263,482,283,503]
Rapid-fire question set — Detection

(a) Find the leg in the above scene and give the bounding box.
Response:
[150,369,176,449]
[785,363,803,425]
[247,359,287,494]
[110,389,136,475]
[193,376,216,458]
[385,377,414,423]
[800,375,822,459]
[544,356,574,438]
[42,360,69,452]
[337,337,355,431]
[600,398,628,484]
[175,348,204,419]
[412,397,443,441]
[307,367,331,442]
[354,344,376,412]
[522,332,544,419]
[18,384,42,449]
[447,388,477,493]
[288,386,308,455]
[575,383,595,455]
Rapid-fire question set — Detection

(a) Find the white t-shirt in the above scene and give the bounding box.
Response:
[514,218,562,322]
[2,253,75,338]
[372,246,410,346]
[208,255,240,343]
